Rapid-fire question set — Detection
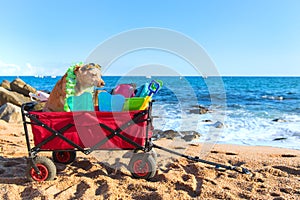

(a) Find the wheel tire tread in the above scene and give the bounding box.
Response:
[129,153,156,179]
[52,150,76,164]
[26,156,56,181]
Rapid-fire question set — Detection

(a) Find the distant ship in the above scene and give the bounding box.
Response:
[34,75,44,78]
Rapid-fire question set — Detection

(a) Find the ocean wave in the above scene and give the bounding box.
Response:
[152,103,300,149]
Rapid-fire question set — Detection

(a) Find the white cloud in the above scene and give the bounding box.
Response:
[0,60,21,75]
[0,60,72,76]
[25,62,66,76]
[25,63,39,75]
[0,60,44,76]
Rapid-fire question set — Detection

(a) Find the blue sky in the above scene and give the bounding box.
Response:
[0,0,299,76]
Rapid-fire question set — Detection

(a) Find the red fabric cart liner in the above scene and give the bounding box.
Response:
[29,110,151,150]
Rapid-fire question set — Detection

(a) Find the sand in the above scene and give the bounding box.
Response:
[0,122,299,200]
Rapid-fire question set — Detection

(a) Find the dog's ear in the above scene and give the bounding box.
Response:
[73,65,81,75]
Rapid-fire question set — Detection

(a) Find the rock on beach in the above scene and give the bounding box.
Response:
[10,78,36,97]
[0,87,23,106]
[0,79,33,107]
[0,80,11,90]
[0,78,39,123]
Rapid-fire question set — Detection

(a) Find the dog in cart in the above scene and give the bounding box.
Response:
[43,62,105,112]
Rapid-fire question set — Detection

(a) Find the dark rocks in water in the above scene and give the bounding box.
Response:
[161,129,181,139]
[189,110,199,114]
[152,129,201,141]
[151,129,160,140]
[213,121,225,128]
[199,106,209,114]
[152,129,166,140]
[272,118,287,123]
[273,137,287,141]
[181,131,200,142]
[189,105,209,114]
[292,132,300,137]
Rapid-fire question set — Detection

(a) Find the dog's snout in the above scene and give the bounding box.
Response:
[97,79,105,87]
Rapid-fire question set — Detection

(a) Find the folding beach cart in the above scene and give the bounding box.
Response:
[21,100,160,181]
[21,92,250,182]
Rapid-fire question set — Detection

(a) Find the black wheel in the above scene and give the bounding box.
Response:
[128,153,156,179]
[52,150,76,164]
[26,156,56,182]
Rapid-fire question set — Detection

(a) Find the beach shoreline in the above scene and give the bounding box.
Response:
[0,122,299,199]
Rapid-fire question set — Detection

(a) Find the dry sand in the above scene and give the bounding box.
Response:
[0,122,299,199]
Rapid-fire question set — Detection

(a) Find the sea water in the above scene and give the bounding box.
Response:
[1,76,299,150]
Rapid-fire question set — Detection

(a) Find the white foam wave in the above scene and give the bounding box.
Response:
[152,103,300,150]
